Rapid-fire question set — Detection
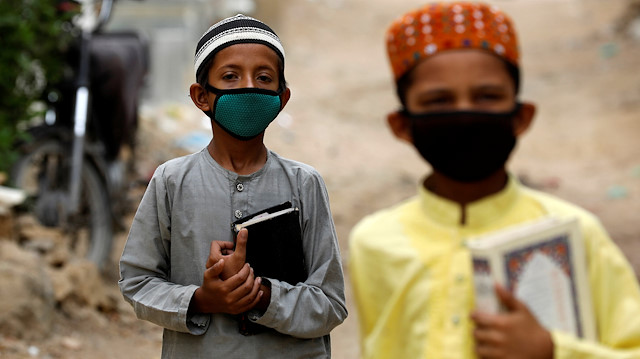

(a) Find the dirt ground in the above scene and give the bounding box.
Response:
[3,0,639,358]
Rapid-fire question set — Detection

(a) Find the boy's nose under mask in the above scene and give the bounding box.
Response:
[205,84,282,140]
[404,104,521,182]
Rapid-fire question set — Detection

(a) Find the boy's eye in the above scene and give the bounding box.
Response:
[419,95,453,108]
[474,89,508,103]
[409,93,455,113]
[426,96,450,104]
[257,75,273,83]
[477,93,502,101]
[221,73,238,81]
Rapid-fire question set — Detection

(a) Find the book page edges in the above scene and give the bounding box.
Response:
[234,207,297,232]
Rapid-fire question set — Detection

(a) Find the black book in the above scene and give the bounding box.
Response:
[232,201,307,285]
[231,201,307,335]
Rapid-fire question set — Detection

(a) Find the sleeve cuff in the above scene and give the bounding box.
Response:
[183,285,210,335]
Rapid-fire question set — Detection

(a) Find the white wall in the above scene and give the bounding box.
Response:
[105,0,264,105]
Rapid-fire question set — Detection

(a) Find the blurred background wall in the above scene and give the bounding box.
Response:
[105,0,286,105]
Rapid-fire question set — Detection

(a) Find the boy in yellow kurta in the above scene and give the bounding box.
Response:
[349,2,640,358]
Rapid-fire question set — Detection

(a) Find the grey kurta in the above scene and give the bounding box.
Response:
[119,149,347,358]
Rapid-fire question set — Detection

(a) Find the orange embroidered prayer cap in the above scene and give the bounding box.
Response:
[386,1,519,81]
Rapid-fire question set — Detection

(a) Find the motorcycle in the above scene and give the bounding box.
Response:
[10,0,148,269]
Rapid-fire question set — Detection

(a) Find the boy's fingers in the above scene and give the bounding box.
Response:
[230,266,257,299]
[246,289,263,311]
[234,228,249,262]
[206,241,220,268]
[473,327,503,345]
[210,240,235,254]
[207,241,235,267]
[226,263,252,288]
[205,259,225,278]
[471,311,494,328]
[237,277,263,310]
[495,284,519,311]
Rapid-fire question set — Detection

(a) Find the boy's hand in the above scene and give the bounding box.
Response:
[207,228,250,280]
[190,259,263,315]
[471,284,554,359]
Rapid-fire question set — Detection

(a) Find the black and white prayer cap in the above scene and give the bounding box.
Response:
[194,14,285,79]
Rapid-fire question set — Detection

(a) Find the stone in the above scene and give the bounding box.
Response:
[46,259,117,312]
[0,241,55,340]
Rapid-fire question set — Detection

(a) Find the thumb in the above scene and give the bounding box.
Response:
[234,228,248,262]
[495,283,520,311]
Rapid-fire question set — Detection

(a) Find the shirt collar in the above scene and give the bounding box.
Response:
[202,148,272,181]
[418,175,521,228]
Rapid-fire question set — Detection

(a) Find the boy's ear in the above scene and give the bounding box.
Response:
[280,87,291,110]
[189,83,212,112]
[514,102,536,137]
[387,111,413,143]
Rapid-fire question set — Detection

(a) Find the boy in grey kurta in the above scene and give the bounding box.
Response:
[118,14,347,358]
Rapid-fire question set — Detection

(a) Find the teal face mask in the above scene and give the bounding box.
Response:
[205,84,282,140]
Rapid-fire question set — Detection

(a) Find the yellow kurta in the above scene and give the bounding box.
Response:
[349,176,640,358]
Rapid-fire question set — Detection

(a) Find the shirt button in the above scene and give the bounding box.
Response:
[455,274,464,283]
[234,210,243,219]
[452,315,460,325]
[236,183,244,192]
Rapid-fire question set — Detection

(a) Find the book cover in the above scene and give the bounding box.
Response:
[231,201,307,286]
[466,217,596,340]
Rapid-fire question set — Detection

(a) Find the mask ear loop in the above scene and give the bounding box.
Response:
[204,83,223,95]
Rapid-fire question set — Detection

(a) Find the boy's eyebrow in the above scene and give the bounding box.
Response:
[214,63,278,74]
[215,64,242,72]
[415,88,454,98]
[415,83,509,95]
[472,84,510,93]
[254,64,278,72]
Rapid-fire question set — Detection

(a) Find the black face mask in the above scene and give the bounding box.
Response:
[404,104,522,183]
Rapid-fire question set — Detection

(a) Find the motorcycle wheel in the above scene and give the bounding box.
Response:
[11,138,113,269]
